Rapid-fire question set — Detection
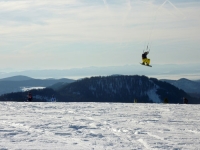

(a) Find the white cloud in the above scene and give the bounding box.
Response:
[0,0,199,43]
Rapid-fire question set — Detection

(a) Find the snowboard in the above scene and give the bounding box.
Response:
[140,63,152,67]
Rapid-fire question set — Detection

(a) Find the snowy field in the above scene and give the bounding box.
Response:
[0,102,200,150]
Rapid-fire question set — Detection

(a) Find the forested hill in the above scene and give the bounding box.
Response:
[58,75,192,103]
[0,75,198,103]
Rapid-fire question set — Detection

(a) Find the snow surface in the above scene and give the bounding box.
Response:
[0,102,200,150]
[147,88,161,103]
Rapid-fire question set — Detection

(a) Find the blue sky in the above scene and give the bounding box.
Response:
[0,0,200,72]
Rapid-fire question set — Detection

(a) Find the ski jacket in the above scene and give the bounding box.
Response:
[142,53,147,59]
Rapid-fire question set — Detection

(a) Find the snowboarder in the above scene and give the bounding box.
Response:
[27,92,33,102]
[141,51,151,66]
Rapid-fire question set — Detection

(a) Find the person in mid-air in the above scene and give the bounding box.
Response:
[27,92,33,102]
[142,51,150,66]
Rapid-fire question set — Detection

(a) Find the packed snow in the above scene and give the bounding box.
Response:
[0,102,200,150]
[147,88,161,103]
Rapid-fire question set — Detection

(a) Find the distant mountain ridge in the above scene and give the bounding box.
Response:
[1,75,197,103]
[0,75,34,81]
[161,78,200,94]
[1,64,200,80]
[0,75,75,96]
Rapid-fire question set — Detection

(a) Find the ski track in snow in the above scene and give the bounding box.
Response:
[0,102,200,149]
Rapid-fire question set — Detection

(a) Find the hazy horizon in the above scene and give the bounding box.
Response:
[0,63,200,80]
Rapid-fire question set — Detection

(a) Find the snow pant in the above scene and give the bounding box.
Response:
[142,58,150,65]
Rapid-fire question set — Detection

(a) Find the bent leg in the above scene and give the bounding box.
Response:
[142,59,145,64]
[142,58,150,65]
[146,59,150,65]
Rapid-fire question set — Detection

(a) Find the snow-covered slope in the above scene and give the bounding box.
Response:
[0,102,199,149]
